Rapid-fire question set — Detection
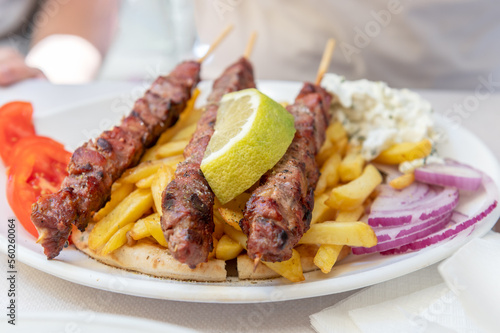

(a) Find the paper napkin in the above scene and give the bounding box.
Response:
[439,232,500,333]
[310,231,500,333]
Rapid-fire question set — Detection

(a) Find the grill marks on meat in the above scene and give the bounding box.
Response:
[31,61,201,259]
[161,57,255,268]
[240,82,332,262]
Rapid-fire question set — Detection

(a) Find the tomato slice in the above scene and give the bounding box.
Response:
[0,101,37,166]
[6,136,71,238]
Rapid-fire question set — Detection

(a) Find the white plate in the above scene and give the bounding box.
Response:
[0,312,198,333]
[1,81,499,303]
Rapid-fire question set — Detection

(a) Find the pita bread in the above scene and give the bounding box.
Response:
[72,224,227,282]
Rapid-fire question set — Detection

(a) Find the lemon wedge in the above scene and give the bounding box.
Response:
[201,88,295,204]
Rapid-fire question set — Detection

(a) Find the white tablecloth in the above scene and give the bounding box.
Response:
[1,80,499,332]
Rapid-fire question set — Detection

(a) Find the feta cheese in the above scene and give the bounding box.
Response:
[321,74,439,161]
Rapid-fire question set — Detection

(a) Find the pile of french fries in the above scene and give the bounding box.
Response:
[86,92,434,283]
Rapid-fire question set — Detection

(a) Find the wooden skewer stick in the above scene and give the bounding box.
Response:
[315,38,336,85]
[244,31,258,59]
[198,24,234,63]
[253,255,261,272]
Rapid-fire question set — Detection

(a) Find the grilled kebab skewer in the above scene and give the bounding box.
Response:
[240,39,335,263]
[161,35,257,268]
[31,26,233,259]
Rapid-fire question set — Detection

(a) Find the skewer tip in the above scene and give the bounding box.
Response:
[253,255,261,272]
[244,31,258,59]
[198,24,234,63]
[315,38,336,85]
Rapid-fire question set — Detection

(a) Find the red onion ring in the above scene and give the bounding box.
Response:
[353,212,451,254]
[353,159,498,256]
[380,202,497,255]
[368,186,459,227]
[414,162,482,191]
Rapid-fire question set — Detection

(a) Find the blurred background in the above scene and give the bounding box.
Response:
[98,0,196,82]
[2,0,500,89]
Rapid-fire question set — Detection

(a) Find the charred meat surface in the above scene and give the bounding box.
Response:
[161,57,255,268]
[31,61,201,259]
[240,82,332,262]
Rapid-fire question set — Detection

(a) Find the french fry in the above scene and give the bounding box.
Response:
[100,223,134,255]
[164,155,184,168]
[217,210,242,231]
[311,193,336,224]
[335,136,349,157]
[217,193,250,231]
[216,234,244,260]
[140,145,162,162]
[389,173,415,190]
[315,177,327,197]
[120,158,174,184]
[213,197,222,210]
[155,88,201,146]
[223,223,247,249]
[314,244,343,274]
[183,105,203,127]
[326,121,347,143]
[339,148,365,183]
[130,218,150,240]
[299,221,377,247]
[325,164,382,210]
[88,188,153,250]
[155,140,189,159]
[135,173,156,189]
[335,205,365,222]
[315,152,341,195]
[143,213,168,247]
[316,139,337,167]
[111,181,122,192]
[93,183,135,222]
[338,245,351,261]
[169,123,197,142]
[373,139,432,164]
[150,164,175,215]
[261,249,304,282]
[313,194,363,275]
[213,215,225,240]
[121,160,163,183]
[141,144,185,164]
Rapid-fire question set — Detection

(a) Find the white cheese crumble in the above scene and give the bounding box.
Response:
[399,155,445,174]
[321,74,440,161]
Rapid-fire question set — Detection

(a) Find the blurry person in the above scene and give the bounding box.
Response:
[97,0,196,82]
[193,0,500,90]
[0,0,119,86]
